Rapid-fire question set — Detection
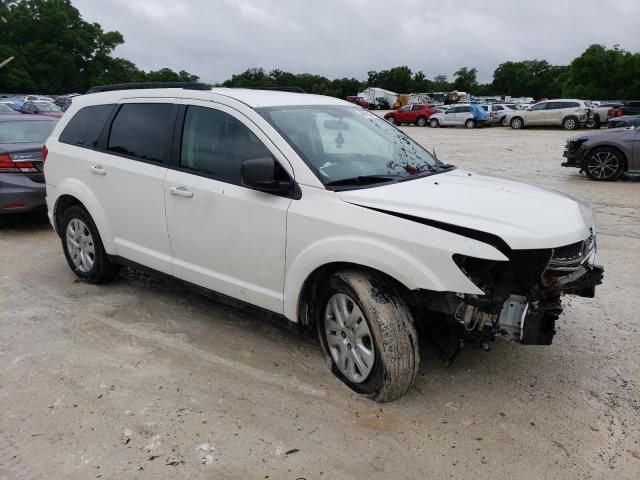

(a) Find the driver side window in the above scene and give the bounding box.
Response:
[530,103,547,111]
[181,106,272,184]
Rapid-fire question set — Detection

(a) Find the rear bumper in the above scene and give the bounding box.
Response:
[0,173,46,215]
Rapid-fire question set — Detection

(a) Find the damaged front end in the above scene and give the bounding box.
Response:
[413,230,604,351]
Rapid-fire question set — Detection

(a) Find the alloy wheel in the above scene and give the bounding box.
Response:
[587,151,620,180]
[66,218,95,273]
[324,293,375,383]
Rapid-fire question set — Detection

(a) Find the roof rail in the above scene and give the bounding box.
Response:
[86,82,211,94]
[242,86,307,94]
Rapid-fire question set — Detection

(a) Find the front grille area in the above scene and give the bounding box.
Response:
[552,240,585,262]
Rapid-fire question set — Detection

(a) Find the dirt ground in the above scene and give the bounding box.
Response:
[1,123,639,480]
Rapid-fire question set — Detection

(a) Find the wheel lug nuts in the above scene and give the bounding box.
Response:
[341,332,346,338]
[347,343,352,350]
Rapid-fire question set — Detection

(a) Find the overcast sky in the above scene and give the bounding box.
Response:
[73,0,640,84]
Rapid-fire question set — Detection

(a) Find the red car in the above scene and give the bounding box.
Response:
[19,101,64,118]
[384,104,437,127]
[346,96,369,109]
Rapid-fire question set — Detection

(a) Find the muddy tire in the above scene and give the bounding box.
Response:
[317,270,419,402]
[59,205,118,283]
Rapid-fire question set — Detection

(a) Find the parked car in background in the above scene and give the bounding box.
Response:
[480,104,511,125]
[43,84,603,401]
[429,104,484,128]
[1,98,23,111]
[587,102,617,129]
[562,122,639,180]
[609,101,640,118]
[506,99,591,130]
[0,103,20,114]
[384,104,437,126]
[608,114,640,129]
[346,96,369,109]
[54,94,81,112]
[0,114,57,214]
[20,101,64,118]
[25,95,55,103]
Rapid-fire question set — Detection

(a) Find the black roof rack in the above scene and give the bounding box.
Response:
[242,86,307,94]
[86,82,211,94]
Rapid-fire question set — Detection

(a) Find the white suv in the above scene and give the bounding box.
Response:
[506,99,592,130]
[44,84,604,402]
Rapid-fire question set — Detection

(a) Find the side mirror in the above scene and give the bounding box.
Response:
[241,157,291,195]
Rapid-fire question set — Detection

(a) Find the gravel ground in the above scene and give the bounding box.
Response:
[1,122,638,479]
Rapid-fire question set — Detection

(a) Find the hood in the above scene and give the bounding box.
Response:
[338,169,594,250]
[569,126,635,141]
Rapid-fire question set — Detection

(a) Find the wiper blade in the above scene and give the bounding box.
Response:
[325,175,400,187]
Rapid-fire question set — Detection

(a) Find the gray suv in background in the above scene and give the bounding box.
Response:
[0,114,57,214]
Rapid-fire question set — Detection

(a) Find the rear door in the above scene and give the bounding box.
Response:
[544,101,565,126]
[163,101,292,313]
[84,99,177,273]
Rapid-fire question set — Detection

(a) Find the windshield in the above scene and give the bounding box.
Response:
[258,105,446,188]
[0,120,56,143]
[0,104,16,113]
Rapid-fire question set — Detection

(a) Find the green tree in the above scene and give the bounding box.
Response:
[0,0,198,93]
[452,67,478,92]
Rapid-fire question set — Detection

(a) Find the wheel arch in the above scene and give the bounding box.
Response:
[52,182,115,253]
[293,262,411,327]
[584,144,629,172]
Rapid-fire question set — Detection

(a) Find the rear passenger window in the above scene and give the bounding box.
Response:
[180,106,271,184]
[59,105,115,148]
[107,103,177,163]
[565,102,580,108]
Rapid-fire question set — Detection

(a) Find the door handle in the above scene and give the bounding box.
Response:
[168,186,194,198]
[89,165,106,175]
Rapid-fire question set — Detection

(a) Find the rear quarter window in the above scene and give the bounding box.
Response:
[107,103,178,163]
[59,104,116,148]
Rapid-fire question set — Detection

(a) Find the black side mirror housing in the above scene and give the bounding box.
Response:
[241,157,291,195]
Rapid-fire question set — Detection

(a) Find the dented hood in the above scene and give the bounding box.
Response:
[338,169,594,250]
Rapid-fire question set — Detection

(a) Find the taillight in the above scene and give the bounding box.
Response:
[607,108,614,118]
[0,153,37,173]
[42,145,48,162]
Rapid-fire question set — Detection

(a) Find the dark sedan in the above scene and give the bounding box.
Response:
[0,114,57,214]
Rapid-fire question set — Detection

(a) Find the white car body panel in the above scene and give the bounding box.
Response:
[44,87,598,325]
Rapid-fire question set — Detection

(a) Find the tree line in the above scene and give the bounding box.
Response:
[1,0,639,100]
[0,0,199,94]
[223,44,640,101]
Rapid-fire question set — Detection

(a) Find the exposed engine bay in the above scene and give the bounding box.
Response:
[412,230,604,359]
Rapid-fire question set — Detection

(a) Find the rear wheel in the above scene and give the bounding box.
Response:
[465,119,475,129]
[60,205,118,283]
[562,116,579,130]
[584,147,625,181]
[416,116,427,127]
[430,118,440,128]
[317,270,419,402]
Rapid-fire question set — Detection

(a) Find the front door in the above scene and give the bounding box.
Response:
[164,101,292,313]
[526,102,547,126]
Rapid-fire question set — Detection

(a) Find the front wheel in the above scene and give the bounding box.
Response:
[510,117,524,129]
[317,270,419,402]
[385,116,396,125]
[60,205,118,283]
[465,119,475,129]
[430,118,440,128]
[584,147,625,181]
